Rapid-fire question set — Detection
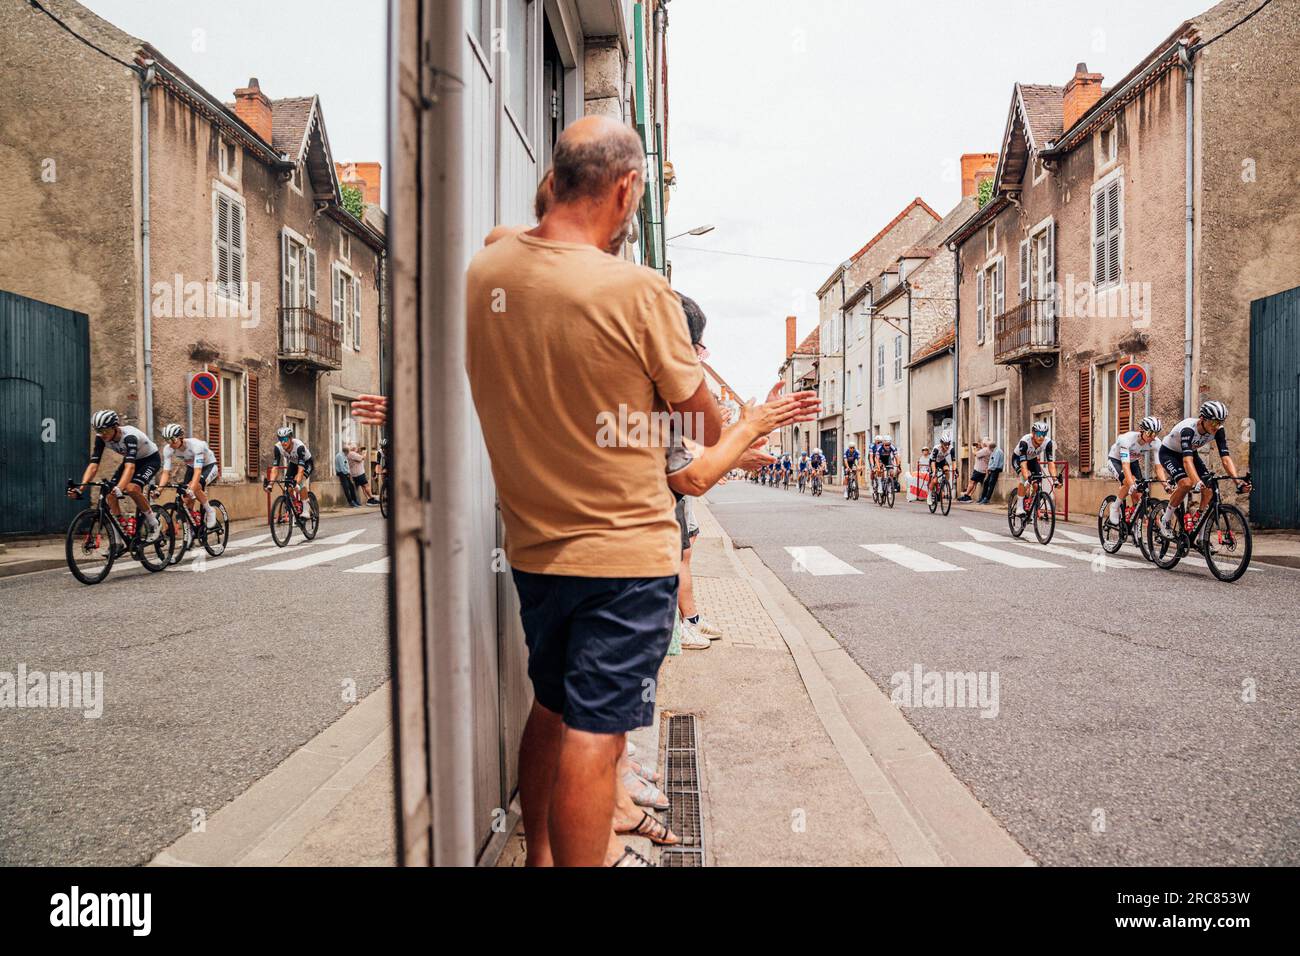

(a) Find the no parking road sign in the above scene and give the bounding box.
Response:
[190,371,219,401]
[1118,363,1147,393]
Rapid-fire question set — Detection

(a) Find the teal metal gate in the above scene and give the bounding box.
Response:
[0,290,91,535]
[1249,285,1300,529]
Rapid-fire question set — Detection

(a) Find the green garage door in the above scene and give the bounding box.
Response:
[1249,286,1300,529]
[0,290,90,535]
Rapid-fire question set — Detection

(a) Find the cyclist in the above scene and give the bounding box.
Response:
[877,434,900,493]
[797,450,809,490]
[1105,416,1166,526]
[842,441,860,498]
[265,426,315,516]
[155,423,220,528]
[809,447,825,480]
[1155,401,1251,537]
[1010,421,1057,517]
[69,410,162,540]
[781,453,793,488]
[928,433,954,492]
[375,438,388,481]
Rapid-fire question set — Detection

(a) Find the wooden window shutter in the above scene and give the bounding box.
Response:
[352,276,361,350]
[1078,366,1092,474]
[1116,355,1132,434]
[1092,189,1107,286]
[215,196,232,295]
[281,230,291,307]
[246,372,260,478]
[1045,220,1056,321]
[1106,180,1121,285]
[207,364,222,466]
[976,270,985,343]
[306,247,317,310]
[1018,239,1030,303]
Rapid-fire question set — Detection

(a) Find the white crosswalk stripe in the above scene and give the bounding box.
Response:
[861,543,964,572]
[1010,540,1153,570]
[785,546,862,576]
[1054,528,1101,545]
[225,532,272,550]
[960,526,1007,543]
[255,542,379,571]
[939,541,1063,569]
[344,556,390,574]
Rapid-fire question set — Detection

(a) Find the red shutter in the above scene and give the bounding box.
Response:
[1078,366,1092,474]
[207,364,221,467]
[246,372,260,479]
[1116,355,1132,434]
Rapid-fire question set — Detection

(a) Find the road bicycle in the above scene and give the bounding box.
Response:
[64,479,175,585]
[797,472,807,494]
[811,472,823,497]
[845,468,859,501]
[378,474,390,518]
[1008,473,1056,544]
[1146,472,1253,582]
[782,469,791,490]
[267,474,320,547]
[874,468,896,509]
[927,467,953,516]
[155,481,230,564]
[1097,477,1160,561]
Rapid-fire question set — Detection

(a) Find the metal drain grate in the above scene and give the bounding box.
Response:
[659,713,706,867]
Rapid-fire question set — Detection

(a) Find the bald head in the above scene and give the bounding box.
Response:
[551,115,645,206]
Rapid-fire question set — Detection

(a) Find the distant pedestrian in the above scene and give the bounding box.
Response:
[335,448,359,507]
[959,439,991,502]
[348,444,377,505]
[981,441,1005,504]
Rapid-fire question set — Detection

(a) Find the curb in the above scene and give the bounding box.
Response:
[699,498,1033,868]
[149,683,392,867]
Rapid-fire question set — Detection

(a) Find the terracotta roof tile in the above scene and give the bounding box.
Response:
[794,327,819,355]
[1018,84,1065,148]
[271,96,316,159]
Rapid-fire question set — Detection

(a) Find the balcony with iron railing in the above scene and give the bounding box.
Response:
[994,298,1059,365]
[278,306,342,371]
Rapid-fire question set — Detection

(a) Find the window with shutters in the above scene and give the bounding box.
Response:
[281,229,315,310]
[1078,366,1093,474]
[1091,171,1123,290]
[218,370,244,475]
[893,334,903,381]
[1099,122,1118,168]
[976,269,985,344]
[352,275,362,351]
[856,364,863,404]
[212,184,247,303]
[290,162,304,196]
[333,262,357,349]
[246,373,260,479]
[876,343,885,389]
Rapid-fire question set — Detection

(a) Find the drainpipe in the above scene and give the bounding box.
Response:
[867,286,874,443]
[1180,41,1195,418]
[905,285,913,464]
[840,271,847,453]
[951,244,960,451]
[139,62,156,433]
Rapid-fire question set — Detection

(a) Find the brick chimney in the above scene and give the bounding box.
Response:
[336,162,383,206]
[960,153,998,198]
[1062,62,1104,132]
[233,78,272,143]
[786,315,797,357]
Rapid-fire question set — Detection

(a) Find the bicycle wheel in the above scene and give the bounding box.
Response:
[1032,492,1055,544]
[1145,502,1183,570]
[1007,493,1027,538]
[940,478,952,516]
[203,500,230,557]
[1203,503,1251,583]
[65,509,117,585]
[1098,496,1123,554]
[928,483,939,514]
[164,502,192,565]
[270,495,295,547]
[1134,501,1156,562]
[136,505,176,572]
[301,492,320,540]
[885,479,895,509]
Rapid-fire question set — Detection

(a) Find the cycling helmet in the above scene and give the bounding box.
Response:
[380,438,389,447]
[1138,416,1162,434]
[276,426,294,440]
[882,435,892,443]
[1031,421,1050,437]
[161,423,184,440]
[940,432,952,445]
[847,441,855,449]
[92,409,119,430]
[1198,400,1227,423]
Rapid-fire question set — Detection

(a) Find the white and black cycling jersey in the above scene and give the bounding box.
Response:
[273,439,313,466]
[162,438,215,471]
[1107,431,1159,463]
[929,445,952,464]
[90,424,158,463]
[1012,434,1055,462]
[1160,417,1229,457]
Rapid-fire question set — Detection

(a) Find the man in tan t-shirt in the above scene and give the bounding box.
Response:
[466,115,722,867]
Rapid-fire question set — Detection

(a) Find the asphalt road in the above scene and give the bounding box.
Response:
[707,478,1300,866]
[0,510,389,865]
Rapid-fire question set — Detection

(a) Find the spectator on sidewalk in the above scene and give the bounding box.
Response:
[347,444,375,505]
[465,115,724,868]
[959,439,991,502]
[981,441,1005,504]
[335,448,359,507]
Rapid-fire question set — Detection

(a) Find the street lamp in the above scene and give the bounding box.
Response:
[667,224,715,241]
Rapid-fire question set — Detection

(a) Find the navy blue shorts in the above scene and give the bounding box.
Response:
[511,570,677,734]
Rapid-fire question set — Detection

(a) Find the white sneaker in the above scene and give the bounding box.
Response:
[679,620,710,650]
[204,506,218,529]
[693,616,723,639]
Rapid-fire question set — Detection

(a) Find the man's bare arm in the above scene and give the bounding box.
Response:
[669,379,723,447]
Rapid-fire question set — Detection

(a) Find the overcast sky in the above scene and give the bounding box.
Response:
[82,0,387,201]
[666,0,1212,402]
